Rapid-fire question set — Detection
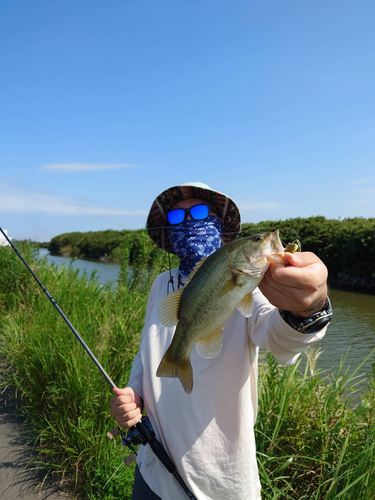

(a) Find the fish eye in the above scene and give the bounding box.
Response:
[252,235,262,243]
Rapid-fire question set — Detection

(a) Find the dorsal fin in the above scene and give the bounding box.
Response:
[185,257,208,286]
[158,288,184,327]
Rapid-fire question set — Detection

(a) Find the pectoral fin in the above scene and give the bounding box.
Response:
[219,268,247,296]
[218,277,238,296]
[237,293,254,318]
[158,288,184,327]
[196,327,223,359]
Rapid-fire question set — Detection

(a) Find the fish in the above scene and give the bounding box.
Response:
[156,230,294,393]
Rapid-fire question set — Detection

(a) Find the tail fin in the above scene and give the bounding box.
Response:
[156,350,193,394]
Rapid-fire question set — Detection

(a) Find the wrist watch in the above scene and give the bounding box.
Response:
[279,297,333,334]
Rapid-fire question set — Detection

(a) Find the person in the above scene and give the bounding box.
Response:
[110,182,331,500]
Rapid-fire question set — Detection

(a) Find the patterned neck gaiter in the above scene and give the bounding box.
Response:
[168,215,224,277]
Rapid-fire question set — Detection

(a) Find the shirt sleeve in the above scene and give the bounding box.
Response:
[127,277,159,399]
[248,288,327,365]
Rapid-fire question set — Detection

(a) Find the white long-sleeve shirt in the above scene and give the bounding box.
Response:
[128,268,327,500]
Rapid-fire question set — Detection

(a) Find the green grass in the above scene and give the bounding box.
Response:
[256,351,375,499]
[1,244,375,499]
[0,242,174,498]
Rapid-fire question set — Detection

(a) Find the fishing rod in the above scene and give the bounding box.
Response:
[0,227,196,500]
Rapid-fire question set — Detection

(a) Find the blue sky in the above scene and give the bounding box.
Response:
[1,0,374,241]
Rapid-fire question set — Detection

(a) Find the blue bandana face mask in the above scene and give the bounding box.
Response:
[168,215,224,277]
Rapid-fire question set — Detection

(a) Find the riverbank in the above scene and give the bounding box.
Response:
[1,245,375,498]
[329,276,375,295]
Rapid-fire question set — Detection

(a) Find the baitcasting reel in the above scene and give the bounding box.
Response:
[107,416,155,466]
[107,417,197,499]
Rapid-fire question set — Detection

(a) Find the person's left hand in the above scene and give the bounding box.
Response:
[259,252,328,318]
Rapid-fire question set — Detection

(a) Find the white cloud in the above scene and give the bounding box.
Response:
[0,186,147,216]
[41,163,137,172]
[239,202,281,211]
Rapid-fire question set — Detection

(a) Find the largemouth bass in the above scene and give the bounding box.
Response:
[156,230,294,393]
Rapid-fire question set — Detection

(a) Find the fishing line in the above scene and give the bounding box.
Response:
[148,226,300,239]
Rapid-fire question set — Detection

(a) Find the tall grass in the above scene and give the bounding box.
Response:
[256,351,375,499]
[0,244,375,499]
[0,242,175,498]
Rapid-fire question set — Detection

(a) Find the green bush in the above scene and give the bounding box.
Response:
[241,216,375,291]
[48,217,375,292]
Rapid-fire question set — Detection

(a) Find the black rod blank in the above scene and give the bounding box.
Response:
[0,227,116,389]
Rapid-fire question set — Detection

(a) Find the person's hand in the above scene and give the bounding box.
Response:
[110,387,143,429]
[259,252,328,318]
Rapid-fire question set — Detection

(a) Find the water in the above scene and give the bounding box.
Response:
[38,248,121,286]
[317,289,375,378]
[38,249,375,379]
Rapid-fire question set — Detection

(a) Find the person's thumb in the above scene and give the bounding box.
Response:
[112,387,135,402]
[284,251,317,268]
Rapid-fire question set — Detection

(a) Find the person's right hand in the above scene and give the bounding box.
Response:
[110,387,143,429]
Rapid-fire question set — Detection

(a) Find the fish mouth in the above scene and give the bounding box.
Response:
[270,230,284,253]
[240,230,285,276]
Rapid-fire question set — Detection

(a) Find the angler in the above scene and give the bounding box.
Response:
[110,182,332,500]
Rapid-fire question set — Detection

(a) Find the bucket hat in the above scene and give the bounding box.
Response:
[147,182,241,254]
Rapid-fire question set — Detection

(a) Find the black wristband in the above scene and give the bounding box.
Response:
[279,297,332,334]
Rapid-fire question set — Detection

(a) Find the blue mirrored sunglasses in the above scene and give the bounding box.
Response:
[167,204,213,225]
